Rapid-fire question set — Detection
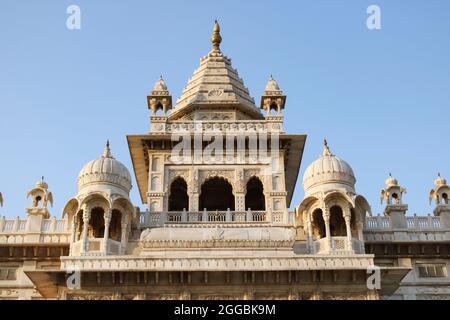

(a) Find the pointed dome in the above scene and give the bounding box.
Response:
[152,76,168,92]
[385,174,398,188]
[35,176,48,190]
[169,21,262,120]
[77,141,132,194]
[303,140,356,196]
[265,75,281,92]
[434,173,447,187]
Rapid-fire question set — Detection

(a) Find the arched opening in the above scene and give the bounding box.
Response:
[392,192,399,204]
[329,206,346,237]
[109,209,122,241]
[154,102,165,116]
[442,193,448,204]
[168,178,189,211]
[245,177,265,211]
[199,177,235,211]
[88,207,105,238]
[311,209,326,239]
[34,196,42,207]
[269,102,279,115]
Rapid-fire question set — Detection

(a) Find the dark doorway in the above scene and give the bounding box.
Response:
[199,177,235,211]
[168,178,189,211]
[330,206,346,236]
[245,177,265,210]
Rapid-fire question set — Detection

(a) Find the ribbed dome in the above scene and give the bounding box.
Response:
[303,140,356,194]
[77,142,132,193]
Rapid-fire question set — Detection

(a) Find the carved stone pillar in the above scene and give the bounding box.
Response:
[323,207,332,252]
[344,214,352,252]
[190,193,199,212]
[81,207,91,254]
[103,209,112,254]
[70,217,77,244]
[69,216,77,256]
[235,193,245,212]
[343,207,352,251]
[307,215,313,253]
[357,221,364,241]
[120,216,128,255]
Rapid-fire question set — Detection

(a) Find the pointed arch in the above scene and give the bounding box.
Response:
[199,177,235,211]
[245,177,265,210]
[168,177,189,211]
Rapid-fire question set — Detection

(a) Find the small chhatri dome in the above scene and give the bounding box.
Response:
[78,141,132,193]
[435,173,447,186]
[385,173,398,188]
[302,140,356,195]
[210,20,222,51]
[265,75,281,92]
[152,75,168,92]
[35,176,48,190]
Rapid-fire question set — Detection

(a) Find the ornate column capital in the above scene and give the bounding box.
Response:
[104,208,112,222]
[82,210,90,222]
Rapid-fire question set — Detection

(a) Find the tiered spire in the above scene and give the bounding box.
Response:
[171,20,260,120]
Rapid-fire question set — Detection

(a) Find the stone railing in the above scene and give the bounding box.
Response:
[365,214,442,230]
[0,216,68,233]
[364,215,392,230]
[0,215,71,245]
[140,210,292,227]
[0,217,28,233]
[364,214,449,242]
[406,214,441,229]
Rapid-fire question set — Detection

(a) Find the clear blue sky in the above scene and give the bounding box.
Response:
[1,0,449,218]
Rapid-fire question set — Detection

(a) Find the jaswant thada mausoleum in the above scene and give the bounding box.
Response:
[1,22,449,300]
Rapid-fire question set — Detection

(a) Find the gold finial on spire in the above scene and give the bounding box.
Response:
[322,139,332,156]
[211,20,222,51]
